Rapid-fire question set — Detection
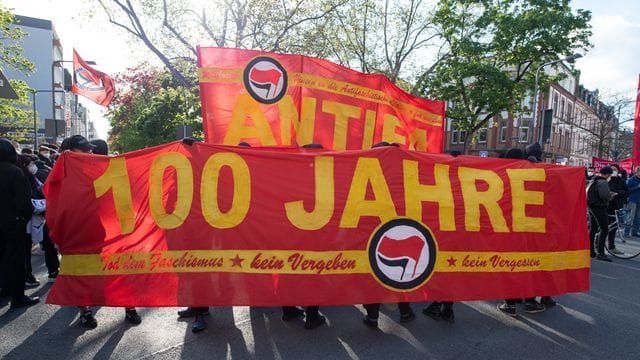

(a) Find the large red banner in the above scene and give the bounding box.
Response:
[197,47,445,152]
[592,157,632,174]
[44,142,589,307]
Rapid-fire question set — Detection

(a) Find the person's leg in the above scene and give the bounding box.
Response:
[363,303,380,328]
[631,201,640,235]
[398,302,415,322]
[41,225,60,278]
[624,202,636,235]
[24,234,37,286]
[607,209,618,250]
[588,209,598,257]
[595,207,610,258]
[440,302,455,323]
[498,299,517,316]
[124,307,141,324]
[304,306,325,329]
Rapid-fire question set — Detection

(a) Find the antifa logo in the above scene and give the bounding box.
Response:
[242,56,288,104]
[75,68,105,92]
[368,219,437,290]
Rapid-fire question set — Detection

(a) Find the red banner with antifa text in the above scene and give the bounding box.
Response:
[197,47,445,152]
[44,142,589,307]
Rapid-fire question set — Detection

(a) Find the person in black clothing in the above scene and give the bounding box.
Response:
[606,164,629,255]
[0,138,40,309]
[588,166,615,262]
[36,144,54,168]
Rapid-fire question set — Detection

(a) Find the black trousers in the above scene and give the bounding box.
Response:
[0,224,27,299]
[606,208,619,249]
[363,302,412,319]
[589,206,609,255]
[41,225,60,275]
[282,305,320,318]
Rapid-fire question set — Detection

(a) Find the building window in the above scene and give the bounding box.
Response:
[452,130,459,144]
[560,98,565,120]
[499,122,507,142]
[519,119,530,143]
[552,93,559,113]
[450,122,466,145]
[477,127,487,143]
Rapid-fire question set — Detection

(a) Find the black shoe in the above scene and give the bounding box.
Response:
[282,307,305,322]
[400,310,416,323]
[80,310,98,328]
[304,315,326,330]
[10,295,39,309]
[362,315,378,328]
[125,308,142,325]
[48,270,59,283]
[25,275,39,288]
[440,307,455,323]
[596,254,612,262]
[524,301,546,314]
[497,303,516,316]
[178,307,209,318]
[540,296,556,308]
[590,251,596,258]
[423,303,442,321]
[192,315,207,333]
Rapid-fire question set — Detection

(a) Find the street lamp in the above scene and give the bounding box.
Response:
[532,53,582,144]
[31,89,65,148]
[51,59,96,143]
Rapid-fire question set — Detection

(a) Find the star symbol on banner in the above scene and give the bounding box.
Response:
[447,256,457,267]
[230,254,244,267]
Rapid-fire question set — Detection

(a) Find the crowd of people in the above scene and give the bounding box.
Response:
[1,137,607,334]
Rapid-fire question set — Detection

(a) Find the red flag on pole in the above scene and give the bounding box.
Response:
[71,49,115,106]
[632,74,640,167]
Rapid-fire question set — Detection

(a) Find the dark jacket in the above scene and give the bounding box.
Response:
[627,175,640,204]
[0,162,34,228]
[37,152,54,168]
[608,175,629,210]
[587,175,611,208]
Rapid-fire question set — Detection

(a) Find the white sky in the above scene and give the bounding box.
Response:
[3,0,640,137]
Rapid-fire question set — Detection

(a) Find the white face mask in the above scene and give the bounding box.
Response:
[28,163,38,175]
[40,151,50,159]
[587,171,594,177]
[612,170,619,177]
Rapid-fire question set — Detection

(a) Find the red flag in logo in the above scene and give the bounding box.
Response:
[71,49,115,106]
[632,75,640,167]
[378,235,425,278]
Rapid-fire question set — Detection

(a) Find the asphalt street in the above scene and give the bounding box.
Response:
[1,249,639,360]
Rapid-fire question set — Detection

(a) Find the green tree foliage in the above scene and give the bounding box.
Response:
[107,63,201,152]
[414,0,592,153]
[0,5,35,142]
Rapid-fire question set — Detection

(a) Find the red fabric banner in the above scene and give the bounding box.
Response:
[633,74,640,166]
[43,142,589,307]
[592,157,632,174]
[71,49,115,106]
[197,47,445,152]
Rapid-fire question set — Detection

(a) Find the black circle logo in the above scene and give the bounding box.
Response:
[368,218,437,290]
[242,56,288,104]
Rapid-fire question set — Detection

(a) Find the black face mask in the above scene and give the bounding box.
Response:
[0,138,17,164]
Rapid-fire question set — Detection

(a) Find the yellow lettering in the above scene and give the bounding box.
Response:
[362,109,376,149]
[201,153,251,228]
[322,100,361,150]
[507,169,546,233]
[408,128,427,151]
[285,156,334,230]
[382,113,406,145]
[224,94,276,145]
[149,153,193,229]
[458,167,508,232]
[93,158,135,234]
[340,157,397,227]
[278,95,317,146]
[403,161,455,231]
